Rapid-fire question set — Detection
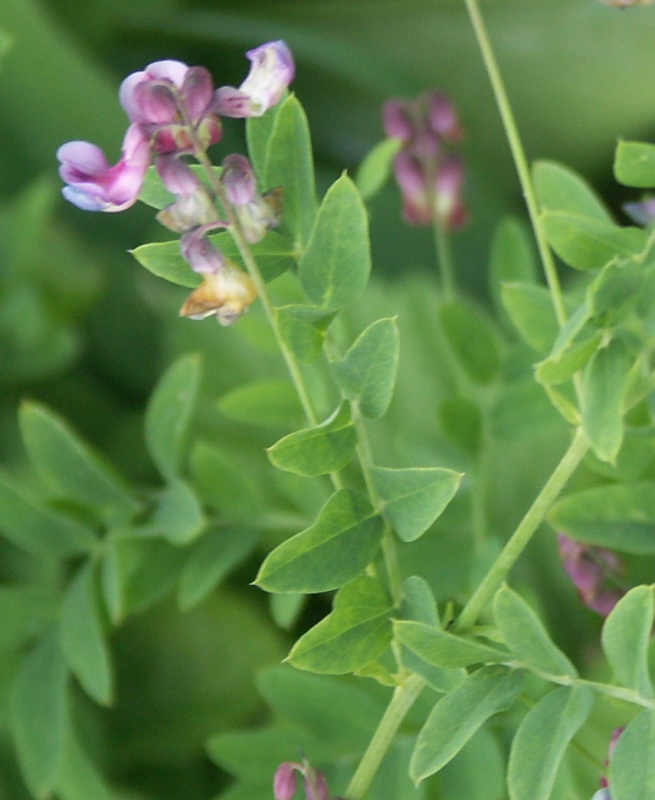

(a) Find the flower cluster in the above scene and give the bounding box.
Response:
[557,534,625,617]
[383,90,467,230]
[273,760,339,800]
[57,41,294,324]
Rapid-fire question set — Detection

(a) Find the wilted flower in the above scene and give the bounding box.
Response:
[179,263,258,325]
[557,534,625,616]
[215,41,295,118]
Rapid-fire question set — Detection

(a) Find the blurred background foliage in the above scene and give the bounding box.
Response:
[0,1,654,798]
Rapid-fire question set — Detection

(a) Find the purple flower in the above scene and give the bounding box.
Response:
[180,223,228,274]
[271,760,330,800]
[220,154,283,243]
[623,196,655,226]
[221,154,257,206]
[274,763,300,800]
[557,534,625,617]
[215,41,295,118]
[57,123,151,212]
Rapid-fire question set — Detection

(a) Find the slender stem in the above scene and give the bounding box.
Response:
[345,674,425,800]
[463,0,567,329]
[433,222,457,302]
[455,427,589,632]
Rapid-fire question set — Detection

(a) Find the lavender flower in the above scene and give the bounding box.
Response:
[557,534,625,616]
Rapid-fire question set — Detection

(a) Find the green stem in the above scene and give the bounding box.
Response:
[455,427,589,632]
[463,0,567,329]
[345,674,425,800]
[434,222,457,302]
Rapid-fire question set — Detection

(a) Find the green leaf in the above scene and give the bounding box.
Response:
[370,466,462,542]
[535,332,601,385]
[581,337,632,464]
[610,711,655,800]
[262,94,317,247]
[410,666,524,783]
[533,160,614,222]
[218,379,303,427]
[145,354,201,479]
[332,318,399,418]
[287,576,393,674]
[438,302,500,384]
[614,140,655,188]
[59,562,112,706]
[602,585,654,697]
[493,585,577,677]
[488,218,538,318]
[178,526,258,611]
[10,630,69,798]
[0,470,96,559]
[267,403,356,477]
[55,733,113,800]
[587,257,645,328]
[299,174,371,310]
[255,489,383,593]
[276,304,337,364]
[189,442,262,519]
[394,620,508,668]
[541,211,646,270]
[507,685,594,800]
[151,479,206,545]
[501,283,559,353]
[356,137,401,201]
[549,482,655,554]
[438,396,483,457]
[19,401,137,521]
[0,584,58,652]
[246,94,285,180]
[138,164,223,210]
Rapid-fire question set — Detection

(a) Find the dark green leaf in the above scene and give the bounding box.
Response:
[614,140,655,188]
[602,585,654,697]
[255,489,383,593]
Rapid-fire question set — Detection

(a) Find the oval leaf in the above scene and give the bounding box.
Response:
[394,620,508,669]
[614,140,655,189]
[602,585,654,697]
[356,137,401,201]
[534,160,613,222]
[501,283,559,354]
[610,710,655,800]
[255,489,383,593]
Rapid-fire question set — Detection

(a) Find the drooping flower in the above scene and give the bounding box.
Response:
[221,154,284,243]
[57,123,151,212]
[215,41,295,118]
[272,761,330,800]
[557,534,625,616]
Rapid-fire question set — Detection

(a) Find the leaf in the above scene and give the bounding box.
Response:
[150,479,206,545]
[19,401,137,522]
[262,94,317,247]
[59,562,113,706]
[614,140,655,188]
[493,585,577,677]
[533,160,614,222]
[10,630,69,798]
[178,526,258,611]
[541,211,646,271]
[507,685,594,800]
[356,137,401,201]
[55,733,113,800]
[438,396,483,458]
[535,333,601,385]
[276,304,337,364]
[0,584,58,652]
[549,482,655,554]
[299,174,371,310]
[189,442,262,519]
[370,466,462,542]
[145,353,201,479]
[587,258,644,326]
[218,379,303,427]
[246,94,285,180]
[410,666,524,783]
[501,283,559,353]
[438,302,500,384]
[138,163,223,210]
[287,576,393,674]
[610,711,655,800]
[267,403,356,477]
[602,585,654,697]
[255,489,383,593]
[394,620,508,668]
[402,576,440,627]
[488,217,538,319]
[332,318,399,418]
[0,470,96,559]
[581,337,632,464]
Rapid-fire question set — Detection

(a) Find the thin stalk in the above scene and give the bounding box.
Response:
[345,674,425,800]
[433,222,457,302]
[455,427,589,632]
[463,0,568,329]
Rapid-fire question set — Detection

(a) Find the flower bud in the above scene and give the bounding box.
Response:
[303,767,329,800]
[156,155,201,196]
[273,762,299,800]
[221,154,257,206]
[428,91,464,143]
[157,191,217,233]
[383,99,414,141]
[180,224,227,274]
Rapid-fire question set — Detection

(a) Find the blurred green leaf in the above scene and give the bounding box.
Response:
[55,733,113,800]
[60,562,113,706]
[145,353,201,479]
[394,620,507,669]
[332,318,399,418]
[267,402,356,477]
[410,667,523,783]
[438,396,483,458]
[535,332,601,386]
[246,94,284,181]
[370,466,462,542]
[533,160,613,222]
[287,576,392,674]
[150,479,206,545]
[299,174,371,309]
[356,138,401,201]
[10,630,69,798]
[438,302,501,384]
[218,378,303,427]
[614,140,655,188]
[507,685,594,800]
[0,584,58,652]
[549,482,655,554]
[501,283,559,353]
[610,710,655,800]
[602,585,654,697]
[255,489,383,593]
[190,441,262,519]
[276,303,337,363]
[493,585,577,678]
[488,218,538,320]
[587,258,644,326]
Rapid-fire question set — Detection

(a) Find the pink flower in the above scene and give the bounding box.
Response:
[557,534,625,617]
[215,41,295,118]
[57,123,151,212]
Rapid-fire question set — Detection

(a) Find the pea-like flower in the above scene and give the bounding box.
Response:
[215,41,295,118]
[221,154,284,243]
[56,123,151,212]
[557,534,625,616]
[273,761,330,800]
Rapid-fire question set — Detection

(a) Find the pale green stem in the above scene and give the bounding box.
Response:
[433,222,457,303]
[455,427,589,632]
[463,0,568,329]
[345,674,425,800]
